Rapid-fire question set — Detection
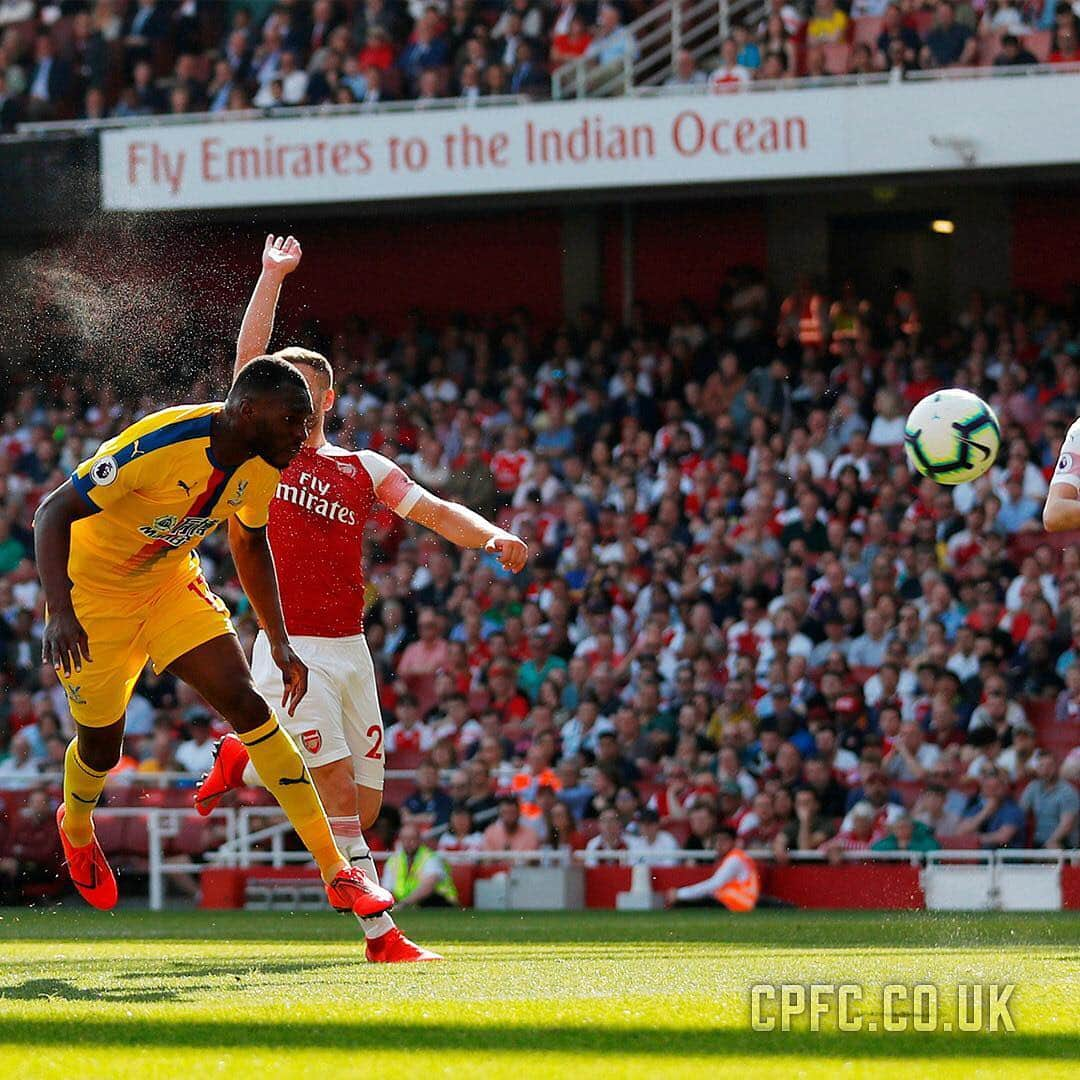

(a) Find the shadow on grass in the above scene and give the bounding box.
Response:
[0,960,365,1004]
[0,1016,1073,1059]
[3,909,1078,950]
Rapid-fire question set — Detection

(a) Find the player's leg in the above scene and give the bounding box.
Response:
[146,581,390,914]
[50,592,142,910]
[343,639,441,961]
[54,716,124,910]
[61,717,124,843]
[165,634,350,883]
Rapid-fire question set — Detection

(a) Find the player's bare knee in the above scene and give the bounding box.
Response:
[222,685,272,734]
[77,720,124,772]
[357,786,383,830]
[310,757,356,817]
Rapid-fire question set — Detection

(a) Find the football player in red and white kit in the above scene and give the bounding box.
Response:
[196,235,528,962]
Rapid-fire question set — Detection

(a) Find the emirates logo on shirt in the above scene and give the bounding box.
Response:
[276,472,358,525]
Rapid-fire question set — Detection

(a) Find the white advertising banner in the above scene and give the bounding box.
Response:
[100,75,1080,211]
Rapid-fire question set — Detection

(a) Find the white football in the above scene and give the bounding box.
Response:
[904,389,1001,485]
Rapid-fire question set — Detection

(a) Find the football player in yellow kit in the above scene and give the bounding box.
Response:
[34,356,392,918]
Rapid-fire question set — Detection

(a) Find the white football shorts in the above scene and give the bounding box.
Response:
[251,630,385,790]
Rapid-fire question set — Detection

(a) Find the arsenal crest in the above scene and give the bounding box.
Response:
[301,729,323,754]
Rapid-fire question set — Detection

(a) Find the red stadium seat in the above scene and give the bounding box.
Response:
[912,10,936,35]
[893,780,923,808]
[386,748,423,772]
[937,834,981,850]
[661,818,691,847]
[170,815,213,857]
[122,816,150,857]
[578,819,602,843]
[93,815,127,855]
[383,778,414,808]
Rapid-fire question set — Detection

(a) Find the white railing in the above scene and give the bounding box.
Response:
[71,805,1080,911]
[8,93,531,140]
[553,0,769,100]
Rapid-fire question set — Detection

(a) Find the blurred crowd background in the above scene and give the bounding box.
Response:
[1,244,1079,902]
[2,0,1078,132]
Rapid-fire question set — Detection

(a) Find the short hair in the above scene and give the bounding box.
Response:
[273,347,334,387]
[229,355,310,403]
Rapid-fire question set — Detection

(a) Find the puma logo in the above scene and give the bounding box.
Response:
[65,685,87,705]
[278,768,311,787]
[70,864,98,890]
[130,439,145,458]
[177,479,193,496]
[227,480,249,507]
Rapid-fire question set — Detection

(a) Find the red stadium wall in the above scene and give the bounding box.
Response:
[582,864,924,910]
[603,199,767,321]
[277,213,566,331]
[1011,192,1080,304]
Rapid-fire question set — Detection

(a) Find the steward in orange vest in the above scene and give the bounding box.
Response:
[664,826,761,911]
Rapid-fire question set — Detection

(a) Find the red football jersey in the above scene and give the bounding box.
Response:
[267,444,421,637]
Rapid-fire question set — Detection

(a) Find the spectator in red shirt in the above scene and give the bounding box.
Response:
[398,608,451,714]
[551,14,592,63]
[8,788,62,886]
[1049,20,1080,61]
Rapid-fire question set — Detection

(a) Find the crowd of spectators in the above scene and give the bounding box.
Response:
[0,0,657,129]
[1,249,1080,901]
[1,0,1078,134]
[691,0,1080,90]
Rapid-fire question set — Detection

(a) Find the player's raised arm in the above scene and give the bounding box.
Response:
[359,450,528,572]
[407,491,529,573]
[1043,423,1080,532]
[235,233,303,377]
[228,518,308,715]
[33,481,96,675]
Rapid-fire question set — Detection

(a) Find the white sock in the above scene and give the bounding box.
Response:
[329,815,395,939]
[241,760,261,787]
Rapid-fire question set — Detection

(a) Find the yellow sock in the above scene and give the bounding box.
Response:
[62,739,107,847]
[239,713,347,882]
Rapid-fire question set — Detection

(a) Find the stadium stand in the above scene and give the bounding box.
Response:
[1,0,1078,132]
[0,245,1079,903]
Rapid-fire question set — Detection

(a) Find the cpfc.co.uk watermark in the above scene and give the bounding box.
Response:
[749,983,1017,1033]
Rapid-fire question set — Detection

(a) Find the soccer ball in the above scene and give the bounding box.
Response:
[904,389,1001,485]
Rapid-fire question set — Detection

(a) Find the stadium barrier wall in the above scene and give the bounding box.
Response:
[49,807,1074,913]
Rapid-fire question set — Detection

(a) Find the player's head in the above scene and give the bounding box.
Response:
[273,348,335,436]
[227,355,313,469]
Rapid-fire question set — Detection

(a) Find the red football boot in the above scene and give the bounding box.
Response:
[194,733,250,816]
[325,866,395,917]
[56,805,118,911]
[366,927,443,963]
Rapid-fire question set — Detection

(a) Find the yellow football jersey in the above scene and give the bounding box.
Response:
[69,402,280,593]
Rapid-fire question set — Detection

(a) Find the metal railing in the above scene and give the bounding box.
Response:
[8,93,531,141]
[553,0,769,100]
[75,802,1077,910]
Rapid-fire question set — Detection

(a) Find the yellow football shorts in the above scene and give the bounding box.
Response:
[54,570,236,728]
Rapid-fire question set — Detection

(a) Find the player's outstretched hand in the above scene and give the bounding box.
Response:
[43,607,91,677]
[485,533,528,573]
[261,233,302,277]
[272,641,309,716]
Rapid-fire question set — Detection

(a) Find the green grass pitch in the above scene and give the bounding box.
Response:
[0,908,1076,1078]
